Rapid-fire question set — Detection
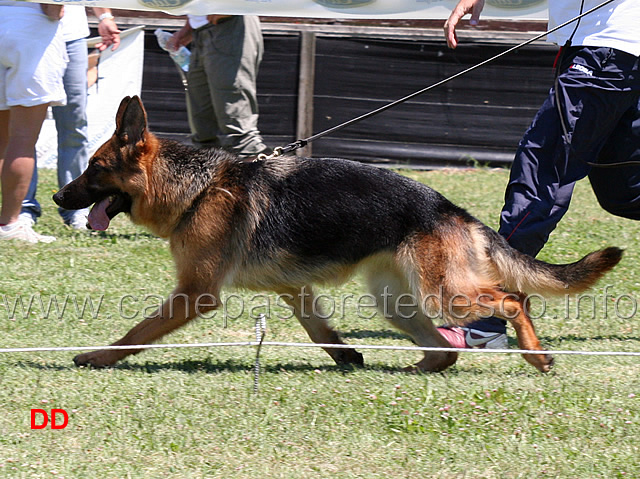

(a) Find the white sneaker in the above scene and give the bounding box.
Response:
[438,326,508,349]
[66,212,89,230]
[462,327,509,349]
[0,220,56,243]
[18,212,36,227]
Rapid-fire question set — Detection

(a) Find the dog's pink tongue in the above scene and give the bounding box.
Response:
[88,198,111,231]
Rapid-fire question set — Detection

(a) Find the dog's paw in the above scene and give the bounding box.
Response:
[333,348,364,367]
[523,352,554,373]
[539,354,554,373]
[73,350,118,368]
[404,351,459,373]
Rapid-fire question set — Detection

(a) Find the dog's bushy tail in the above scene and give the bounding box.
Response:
[485,228,623,295]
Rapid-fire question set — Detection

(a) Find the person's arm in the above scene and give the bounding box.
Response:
[443,0,485,49]
[92,8,121,51]
[167,20,193,51]
[40,3,64,21]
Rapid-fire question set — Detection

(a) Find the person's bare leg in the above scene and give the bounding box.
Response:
[0,104,49,225]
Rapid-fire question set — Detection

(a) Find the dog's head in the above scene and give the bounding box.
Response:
[53,96,154,230]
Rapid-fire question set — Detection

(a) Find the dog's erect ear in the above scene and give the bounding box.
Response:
[114,96,132,131]
[114,95,147,146]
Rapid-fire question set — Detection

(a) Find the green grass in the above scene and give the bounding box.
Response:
[1,167,639,478]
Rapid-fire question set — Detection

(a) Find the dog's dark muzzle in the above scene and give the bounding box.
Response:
[52,184,93,210]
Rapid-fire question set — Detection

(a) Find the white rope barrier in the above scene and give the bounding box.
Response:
[1,341,640,357]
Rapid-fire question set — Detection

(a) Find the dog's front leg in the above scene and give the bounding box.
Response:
[74,287,219,367]
[278,286,364,367]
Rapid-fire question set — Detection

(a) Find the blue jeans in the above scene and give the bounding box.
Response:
[22,38,89,223]
[470,46,640,334]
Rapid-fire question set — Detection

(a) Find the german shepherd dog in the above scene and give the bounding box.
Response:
[54,96,622,373]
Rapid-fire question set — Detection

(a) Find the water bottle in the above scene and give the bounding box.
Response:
[154,29,191,73]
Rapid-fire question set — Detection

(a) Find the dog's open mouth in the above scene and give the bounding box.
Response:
[88,194,132,231]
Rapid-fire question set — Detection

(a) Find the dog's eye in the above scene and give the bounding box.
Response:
[90,162,108,173]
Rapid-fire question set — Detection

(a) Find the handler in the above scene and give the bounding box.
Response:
[438,0,640,348]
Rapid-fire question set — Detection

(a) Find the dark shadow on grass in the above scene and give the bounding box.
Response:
[12,360,74,371]
[6,356,559,378]
[542,334,640,344]
[117,358,367,375]
[89,231,158,241]
[10,358,368,374]
[10,358,547,378]
[342,329,411,342]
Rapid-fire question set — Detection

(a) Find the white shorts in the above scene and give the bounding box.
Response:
[0,7,67,110]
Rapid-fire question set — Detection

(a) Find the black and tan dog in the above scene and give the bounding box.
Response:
[53,96,622,373]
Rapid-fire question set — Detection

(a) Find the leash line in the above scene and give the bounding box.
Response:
[268,0,619,158]
[505,211,531,242]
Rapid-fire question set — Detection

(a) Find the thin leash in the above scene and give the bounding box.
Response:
[259,0,620,162]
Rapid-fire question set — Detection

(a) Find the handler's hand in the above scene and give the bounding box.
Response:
[444,0,485,49]
[96,18,121,51]
[167,25,192,51]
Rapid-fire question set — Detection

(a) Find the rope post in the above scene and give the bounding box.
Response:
[253,314,267,394]
[296,31,316,158]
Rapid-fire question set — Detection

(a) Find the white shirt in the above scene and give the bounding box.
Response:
[188,15,209,30]
[59,5,90,43]
[0,0,41,10]
[548,0,640,56]
[0,3,90,42]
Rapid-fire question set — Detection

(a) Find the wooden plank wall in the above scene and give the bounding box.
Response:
[103,19,557,168]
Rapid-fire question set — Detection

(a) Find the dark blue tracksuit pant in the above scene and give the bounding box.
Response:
[470,46,640,334]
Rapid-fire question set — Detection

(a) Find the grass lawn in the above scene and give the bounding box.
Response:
[1,166,639,478]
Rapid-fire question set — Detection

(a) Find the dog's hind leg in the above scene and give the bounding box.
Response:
[73,285,219,368]
[433,285,553,373]
[365,265,458,373]
[277,285,364,367]
[476,291,554,373]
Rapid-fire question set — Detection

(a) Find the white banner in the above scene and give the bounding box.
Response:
[29,0,549,20]
[37,26,145,169]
